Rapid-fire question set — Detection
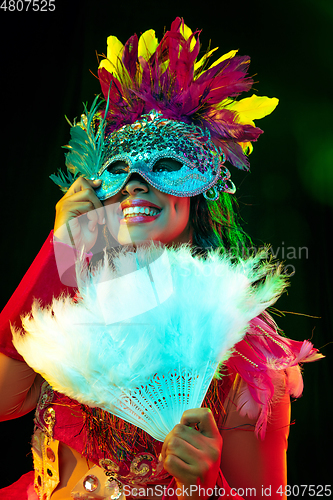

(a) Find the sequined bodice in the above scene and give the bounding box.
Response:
[34,375,231,489]
[34,382,169,487]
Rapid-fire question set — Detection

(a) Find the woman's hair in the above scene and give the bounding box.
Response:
[190,193,252,257]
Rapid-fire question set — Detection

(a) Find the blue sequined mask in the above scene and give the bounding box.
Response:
[94,111,235,201]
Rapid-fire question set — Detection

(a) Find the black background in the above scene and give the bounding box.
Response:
[0,0,332,490]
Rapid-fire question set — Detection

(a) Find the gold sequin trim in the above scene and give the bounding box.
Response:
[234,350,259,368]
[256,326,290,353]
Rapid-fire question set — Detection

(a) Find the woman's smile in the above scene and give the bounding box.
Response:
[118,198,162,224]
[104,174,192,246]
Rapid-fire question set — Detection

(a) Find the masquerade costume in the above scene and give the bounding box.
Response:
[0,18,322,500]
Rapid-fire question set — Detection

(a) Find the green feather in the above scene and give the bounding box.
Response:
[50,91,111,191]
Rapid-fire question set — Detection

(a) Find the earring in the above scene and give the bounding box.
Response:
[203,187,220,201]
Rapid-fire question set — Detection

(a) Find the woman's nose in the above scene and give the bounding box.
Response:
[121,174,149,196]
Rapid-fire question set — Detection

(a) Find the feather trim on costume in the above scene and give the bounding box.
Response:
[226,313,324,438]
[13,245,288,441]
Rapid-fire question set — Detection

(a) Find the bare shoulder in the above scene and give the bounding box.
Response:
[0,352,41,420]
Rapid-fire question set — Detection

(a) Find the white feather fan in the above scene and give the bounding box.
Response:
[13,245,287,441]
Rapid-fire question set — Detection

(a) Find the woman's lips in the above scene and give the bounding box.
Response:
[119,212,162,225]
[118,198,162,224]
[120,199,162,210]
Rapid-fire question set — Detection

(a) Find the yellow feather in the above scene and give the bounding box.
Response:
[194,47,219,73]
[98,35,125,78]
[138,29,159,61]
[195,49,238,79]
[106,35,124,64]
[207,49,238,70]
[180,23,196,51]
[215,98,233,111]
[161,60,169,74]
[227,95,279,124]
[99,58,114,75]
[240,141,253,155]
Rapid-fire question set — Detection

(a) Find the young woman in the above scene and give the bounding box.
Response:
[0,18,321,500]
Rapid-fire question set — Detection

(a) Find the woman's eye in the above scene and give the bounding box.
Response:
[153,159,182,172]
[107,161,129,175]
[154,166,169,172]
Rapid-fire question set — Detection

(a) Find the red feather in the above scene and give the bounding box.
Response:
[96,18,272,169]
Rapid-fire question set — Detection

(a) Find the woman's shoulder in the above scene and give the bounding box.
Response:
[221,312,323,438]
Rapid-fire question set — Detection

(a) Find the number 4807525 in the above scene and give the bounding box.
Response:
[0,0,56,11]
[276,485,332,497]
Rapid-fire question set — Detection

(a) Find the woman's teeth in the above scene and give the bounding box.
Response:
[123,206,161,218]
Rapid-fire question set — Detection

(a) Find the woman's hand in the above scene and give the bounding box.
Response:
[160,408,222,500]
[54,177,105,252]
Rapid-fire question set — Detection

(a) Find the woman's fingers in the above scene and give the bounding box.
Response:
[162,425,200,464]
[160,408,222,492]
[180,408,221,439]
[54,177,105,250]
[163,453,193,484]
[65,177,102,198]
[161,421,220,466]
[87,208,99,233]
[60,178,103,214]
[161,409,221,460]
[56,181,103,225]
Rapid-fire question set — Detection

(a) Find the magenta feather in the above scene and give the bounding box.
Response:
[96,17,268,168]
[122,34,138,79]
[225,313,323,438]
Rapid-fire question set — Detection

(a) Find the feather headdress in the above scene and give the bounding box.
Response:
[97,17,278,169]
[51,18,278,195]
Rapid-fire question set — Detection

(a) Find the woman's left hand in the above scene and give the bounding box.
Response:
[160,408,222,500]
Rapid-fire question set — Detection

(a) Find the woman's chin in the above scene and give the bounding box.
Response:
[116,225,158,246]
[117,233,155,247]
